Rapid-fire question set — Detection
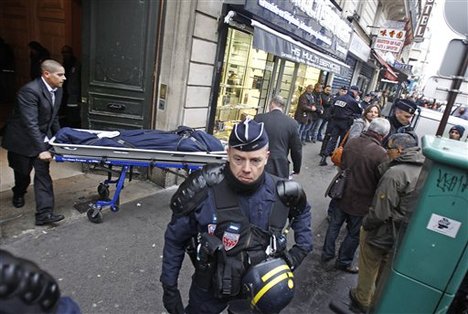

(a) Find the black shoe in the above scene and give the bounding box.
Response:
[35,213,65,226]
[312,139,317,143]
[12,195,25,208]
[319,156,328,166]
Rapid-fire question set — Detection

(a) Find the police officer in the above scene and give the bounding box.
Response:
[160,119,313,314]
[383,99,418,147]
[320,85,362,166]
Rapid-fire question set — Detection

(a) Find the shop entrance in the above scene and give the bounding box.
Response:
[267,58,297,114]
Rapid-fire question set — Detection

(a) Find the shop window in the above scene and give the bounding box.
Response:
[288,64,321,118]
[214,28,270,140]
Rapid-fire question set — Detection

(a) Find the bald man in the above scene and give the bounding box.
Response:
[2,59,66,225]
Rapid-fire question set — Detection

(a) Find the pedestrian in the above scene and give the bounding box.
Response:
[378,90,389,111]
[254,95,302,178]
[383,99,418,147]
[160,118,313,314]
[348,104,381,139]
[317,84,333,142]
[2,59,66,225]
[320,85,362,166]
[28,41,50,80]
[60,45,81,128]
[308,83,324,143]
[448,125,465,141]
[294,84,317,145]
[359,94,372,110]
[454,107,468,120]
[349,133,424,313]
[321,118,390,273]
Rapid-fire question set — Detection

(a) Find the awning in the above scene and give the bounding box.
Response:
[251,20,350,77]
[372,50,398,81]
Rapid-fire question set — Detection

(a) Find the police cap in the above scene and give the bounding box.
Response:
[229,118,269,151]
[349,85,360,93]
[395,99,417,114]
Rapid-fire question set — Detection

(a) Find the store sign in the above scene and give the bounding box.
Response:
[348,33,370,62]
[393,61,413,75]
[377,28,406,40]
[414,0,434,43]
[373,38,404,53]
[244,0,352,60]
[253,25,349,76]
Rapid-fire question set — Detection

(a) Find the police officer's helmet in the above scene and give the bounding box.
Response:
[242,258,295,313]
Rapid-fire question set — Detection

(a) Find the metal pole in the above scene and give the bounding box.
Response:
[436,44,468,136]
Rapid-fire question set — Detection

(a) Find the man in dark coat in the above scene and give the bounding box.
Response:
[294,84,317,144]
[255,95,302,178]
[321,118,390,272]
[2,59,66,226]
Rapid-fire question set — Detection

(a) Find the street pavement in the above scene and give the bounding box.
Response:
[0,141,358,314]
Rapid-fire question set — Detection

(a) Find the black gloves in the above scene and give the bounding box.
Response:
[162,283,184,314]
[283,245,308,271]
[0,249,61,314]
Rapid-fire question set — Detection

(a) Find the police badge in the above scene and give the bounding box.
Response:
[222,223,241,251]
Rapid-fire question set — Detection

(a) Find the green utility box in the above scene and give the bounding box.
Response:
[374,135,468,313]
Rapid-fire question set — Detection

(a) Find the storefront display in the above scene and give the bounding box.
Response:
[214,28,322,140]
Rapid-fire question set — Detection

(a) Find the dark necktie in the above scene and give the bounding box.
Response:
[50,90,56,105]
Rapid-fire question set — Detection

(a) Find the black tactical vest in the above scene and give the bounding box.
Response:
[210,177,289,298]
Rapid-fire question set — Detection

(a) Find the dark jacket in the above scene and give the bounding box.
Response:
[310,91,323,120]
[362,147,425,251]
[2,78,62,156]
[294,92,316,124]
[321,92,333,121]
[336,132,388,216]
[255,109,302,177]
[330,91,362,122]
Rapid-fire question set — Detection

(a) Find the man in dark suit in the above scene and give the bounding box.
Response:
[2,59,66,226]
[254,95,302,178]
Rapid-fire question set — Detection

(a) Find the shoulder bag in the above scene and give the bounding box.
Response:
[324,169,349,199]
[331,131,350,167]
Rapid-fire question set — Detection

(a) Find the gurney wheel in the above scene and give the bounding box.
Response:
[98,183,110,199]
[87,206,103,224]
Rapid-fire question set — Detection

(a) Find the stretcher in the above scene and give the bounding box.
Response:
[49,131,227,223]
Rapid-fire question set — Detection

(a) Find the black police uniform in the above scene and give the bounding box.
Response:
[322,91,362,157]
[383,99,418,147]
[160,164,313,313]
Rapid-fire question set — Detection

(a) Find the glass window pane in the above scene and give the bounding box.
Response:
[288,64,321,117]
[214,28,270,140]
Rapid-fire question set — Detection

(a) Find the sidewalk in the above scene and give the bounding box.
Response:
[0,142,357,313]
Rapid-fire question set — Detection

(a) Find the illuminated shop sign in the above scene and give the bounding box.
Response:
[244,0,352,60]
